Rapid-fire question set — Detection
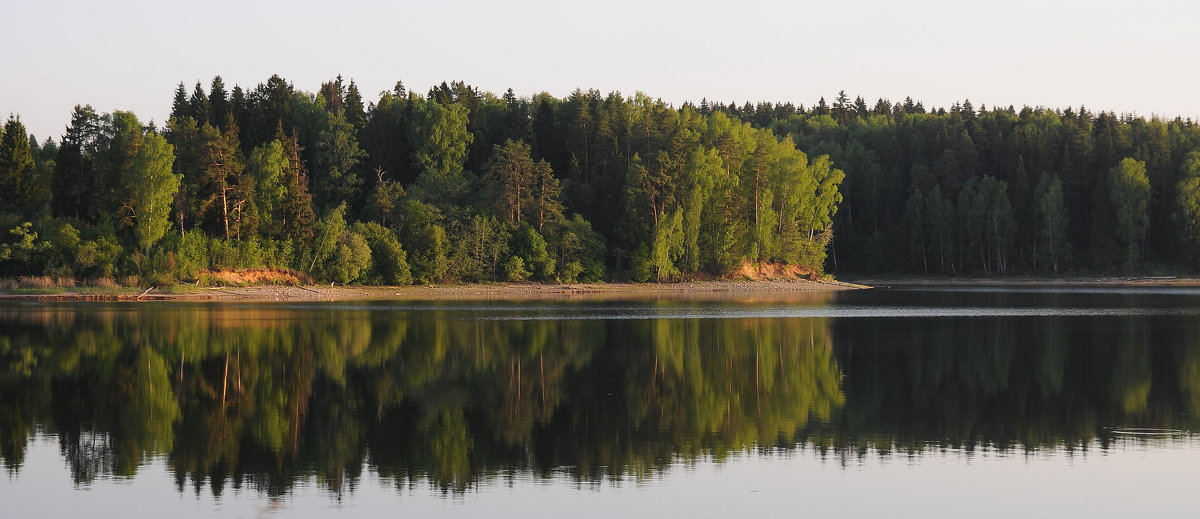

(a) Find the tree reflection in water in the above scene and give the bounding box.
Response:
[0,301,1198,496]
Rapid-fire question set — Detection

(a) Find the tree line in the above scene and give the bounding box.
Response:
[0,75,845,285]
[720,92,1200,273]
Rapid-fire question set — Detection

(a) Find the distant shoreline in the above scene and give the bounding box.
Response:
[0,278,868,303]
[845,276,1200,288]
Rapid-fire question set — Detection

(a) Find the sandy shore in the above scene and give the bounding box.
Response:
[0,278,869,303]
[11,275,1200,303]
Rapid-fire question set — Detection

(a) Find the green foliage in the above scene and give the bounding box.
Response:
[172,118,246,239]
[450,214,509,281]
[74,234,122,278]
[628,245,654,282]
[957,180,984,272]
[351,222,412,285]
[207,236,240,269]
[313,111,367,214]
[793,154,844,268]
[327,230,372,284]
[509,225,554,280]
[1034,173,1070,272]
[364,178,404,227]
[1177,152,1200,264]
[9,78,852,283]
[484,140,563,232]
[903,189,926,271]
[557,260,584,283]
[978,176,1016,273]
[278,132,316,246]
[503,255,530,282]
[406,97,472,205]
[0,222,39,270]
[399,199,449,284]
[53,75,1200,280]
[126,131,180,251]
[1110,158,1150,269]
[168,230,209,279]
[554,214,605,282]
[680,147,721,272]
[0,116,35,214]
[651,209,684,280]
[309,202,347,274]
[924,184,955,273]
[247,140,288,237]
[486,139,537,226]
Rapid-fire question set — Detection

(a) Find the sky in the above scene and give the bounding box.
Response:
[2,0,1198,141]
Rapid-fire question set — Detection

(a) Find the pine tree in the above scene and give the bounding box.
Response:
[485,139,537,226]
[532,159,563,232]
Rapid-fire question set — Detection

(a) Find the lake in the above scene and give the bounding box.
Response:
[1,287,1198,518]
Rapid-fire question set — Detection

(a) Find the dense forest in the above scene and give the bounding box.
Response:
[2,75,1199,284]
[0,75,842,285]
[762,93,1200,274]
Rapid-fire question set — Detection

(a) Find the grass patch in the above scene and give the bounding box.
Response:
[0,276,144,295]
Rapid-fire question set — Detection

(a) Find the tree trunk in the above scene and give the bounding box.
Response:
[221,186,230,240]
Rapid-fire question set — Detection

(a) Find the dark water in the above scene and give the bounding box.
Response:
[2,287,1199,517]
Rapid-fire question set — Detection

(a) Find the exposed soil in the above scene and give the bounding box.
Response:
[198,268,308,286]
[12,267,1200,303]
[174,278,865,303]
[0,269,867,303]
[733,260,820,281]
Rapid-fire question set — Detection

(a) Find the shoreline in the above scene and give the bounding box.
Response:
[0,278,868,303]
[847,275,1200,288]
[8,275,1200,303]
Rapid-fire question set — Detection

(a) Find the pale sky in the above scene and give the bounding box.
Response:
[2,0,1198,142]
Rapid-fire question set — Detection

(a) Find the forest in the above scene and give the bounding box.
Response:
[0,75,842,285]
[764,93,1200,274]
[2,75,1200,284]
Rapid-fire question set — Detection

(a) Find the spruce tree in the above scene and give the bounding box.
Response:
[170,82,190,122]
[189,81,210,125]
[0,116,34,213]
[344,80,366,132]
[279,128,315,246]
[208,76,229,130]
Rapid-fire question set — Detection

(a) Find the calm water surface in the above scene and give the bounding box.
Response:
[2,287,1199,518]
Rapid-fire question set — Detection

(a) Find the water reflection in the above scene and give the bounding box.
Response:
[0,293,1198,498]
